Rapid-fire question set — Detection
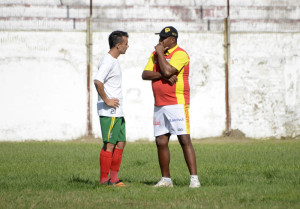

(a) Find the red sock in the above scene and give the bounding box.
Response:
[110,148,124,183]
[100,149,113,184]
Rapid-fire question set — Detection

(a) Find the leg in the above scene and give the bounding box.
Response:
[177,134,197,175]
[100,142,115,184]
[156,134,171,177]
[110,141,126,183]
[115,141,126,150]
[99,116,116,184]
[103,142,116,152]
[109,117,127,184]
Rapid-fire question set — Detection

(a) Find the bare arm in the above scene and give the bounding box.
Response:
[142,70,162,80]
[142,70,177,85]
[94,80,119,108]
[155,43,178,78]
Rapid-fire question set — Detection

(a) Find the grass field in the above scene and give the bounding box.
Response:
[0,138,299,209]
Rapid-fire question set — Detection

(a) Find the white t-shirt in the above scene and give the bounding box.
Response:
[94,53,124,117]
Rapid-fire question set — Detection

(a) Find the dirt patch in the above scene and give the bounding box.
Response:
[223,129,247,139]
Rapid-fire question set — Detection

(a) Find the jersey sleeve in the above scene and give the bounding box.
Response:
[94,60,113,83]
[144,53,155,71]
[169,51,189,72]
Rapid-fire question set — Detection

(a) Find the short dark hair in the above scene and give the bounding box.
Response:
[108,31,129,49]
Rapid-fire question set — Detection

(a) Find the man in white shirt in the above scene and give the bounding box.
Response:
[94,31,129,187]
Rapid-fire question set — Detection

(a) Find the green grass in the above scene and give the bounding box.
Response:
[0,139,299,209]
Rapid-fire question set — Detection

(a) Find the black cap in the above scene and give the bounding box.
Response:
[155,26,178,38]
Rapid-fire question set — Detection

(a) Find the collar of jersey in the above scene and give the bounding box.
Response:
[164,44,178,55]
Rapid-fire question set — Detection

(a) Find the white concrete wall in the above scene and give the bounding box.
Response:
[1,2,300,32]
[58,0,300,6]
[0,31,299,141]
[1,0,299,6]
[0,32,87,140]
[230,33,300,138]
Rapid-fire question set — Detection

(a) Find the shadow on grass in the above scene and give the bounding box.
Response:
[118,177,157,186]
[68,174,100,188]
[138,180,157,186]
[68,175,184,187]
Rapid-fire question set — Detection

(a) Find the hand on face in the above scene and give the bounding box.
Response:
[155,42,168,54]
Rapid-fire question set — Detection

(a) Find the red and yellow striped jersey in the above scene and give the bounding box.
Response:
[144,45,190,106]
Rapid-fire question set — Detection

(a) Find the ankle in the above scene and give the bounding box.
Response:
[190,175,199,180]
[162,177,172,183]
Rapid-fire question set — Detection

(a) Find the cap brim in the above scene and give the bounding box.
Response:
[155,33,169,38]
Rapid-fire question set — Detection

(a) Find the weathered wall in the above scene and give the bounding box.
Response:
[0,31,299,141]
[0,32,87,140]
[1,0,300,32]
[230,33,300,138]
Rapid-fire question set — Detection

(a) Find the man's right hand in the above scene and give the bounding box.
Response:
[105,98,120,108]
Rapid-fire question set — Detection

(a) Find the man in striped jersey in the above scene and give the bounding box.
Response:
[94,30,129,187]
[142,26,200,188]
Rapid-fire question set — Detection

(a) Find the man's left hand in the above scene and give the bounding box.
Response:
[168,74,177,85]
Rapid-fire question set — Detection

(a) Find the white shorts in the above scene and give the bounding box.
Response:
[153,104,190,137]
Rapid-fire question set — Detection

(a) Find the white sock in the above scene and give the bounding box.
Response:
[190,175,199,181]
[162,177,172,183]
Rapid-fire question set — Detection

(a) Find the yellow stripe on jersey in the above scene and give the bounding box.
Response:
[176,67,185,104]
[170,50,189,104]
[184,105,190,134]
[107,117,115,141]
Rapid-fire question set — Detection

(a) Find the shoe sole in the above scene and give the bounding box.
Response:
[113,185,128,187]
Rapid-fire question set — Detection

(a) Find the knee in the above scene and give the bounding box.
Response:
[102,143,115,152]
[116,142,126,150]
[156,138,169,148]
[179,137,192,147]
